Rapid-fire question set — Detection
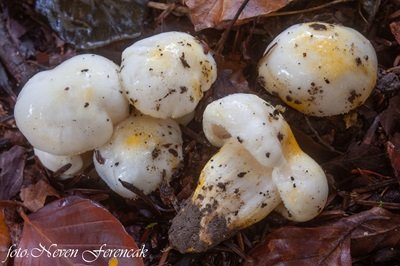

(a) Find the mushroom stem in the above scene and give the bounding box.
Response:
[169,139,280,253]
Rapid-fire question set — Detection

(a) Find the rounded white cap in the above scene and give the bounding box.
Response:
[258,22,378,116]
[14,54,129,155]
[94,113,183,199]
[120,31,217,119]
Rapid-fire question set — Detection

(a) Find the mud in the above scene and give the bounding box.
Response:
[169,201,229,253]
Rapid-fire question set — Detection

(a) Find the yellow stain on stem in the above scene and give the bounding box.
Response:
[282,125,303,157]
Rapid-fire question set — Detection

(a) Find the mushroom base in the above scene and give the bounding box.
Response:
[169,201,229,253]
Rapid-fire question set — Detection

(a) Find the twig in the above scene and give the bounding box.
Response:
[147,1,188,15]
[180,125,211,147]
[355,199,400,210]
[305,117,344,155]
[352,178,398,194]
[52,163,72,178]
[0,9,37,86]
[385,65,400,73]
[351,168,392,179]
[265,0,355,18]
[155,3,177,25]
[0,114,14,123]
[214,242,249,260]
[362,116,380,145]
[216,0,250,54]
[0,61,16,102]
[0,200,27,209]
[158,246,172,266]
[119,179,161,215]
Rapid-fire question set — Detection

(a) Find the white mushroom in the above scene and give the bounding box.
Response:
[120,31,217,119]
[169,93,328,253]
[34,149,91,179]
[93,113,183,199]
[258,22,378,116]
[14,54,129,156]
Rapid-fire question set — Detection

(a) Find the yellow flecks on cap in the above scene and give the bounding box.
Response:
[284,99,308,113]
[298,36,348,80]
[125,134,150,147]
[149,47,164,59]
[108,257,118,266]
[296,33,373,81]
[83,87,94,101]
[192,80,202,101]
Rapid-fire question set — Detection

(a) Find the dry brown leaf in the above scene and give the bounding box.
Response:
[390,21,400,45]
[20,179,60,212]
[15,196,144,266]
[0,146,26,200]
[185,0,292,31]
[0,209,11,265]
[379,95,400,137]
[386,141,400,179]
[246,208,400,266]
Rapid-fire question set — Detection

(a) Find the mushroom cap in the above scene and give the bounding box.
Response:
[34,148,91,179]
[272,150,328,222]
[258,22,378,116]
[14,54,129,155]
[203,93,286,168]
[120,31,217,119]
[93,113,183,199]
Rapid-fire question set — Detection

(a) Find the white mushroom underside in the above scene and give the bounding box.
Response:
[203,93,286,168]
[34,148,87,178]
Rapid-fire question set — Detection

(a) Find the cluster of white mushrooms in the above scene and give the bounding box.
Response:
[14,22,378,253]
[15,32,217,198]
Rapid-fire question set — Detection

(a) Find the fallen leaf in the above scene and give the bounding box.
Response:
[379,95,400,137]
[387,142,400,178]
[351,208,400,258]
[15,196,144,266]
[376,70,400,93]
[212,68,249,100]
[35,0,147,49]
[20,179,60,212]
[0,209,11,265]
[390,21,400,45]
[246,223,351,265]
[359,0,381,27]
[2,130,26,147]
[246,208,400,266]
[0,146,26,200]
[195,63,249,122]
[186,0,292,31]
